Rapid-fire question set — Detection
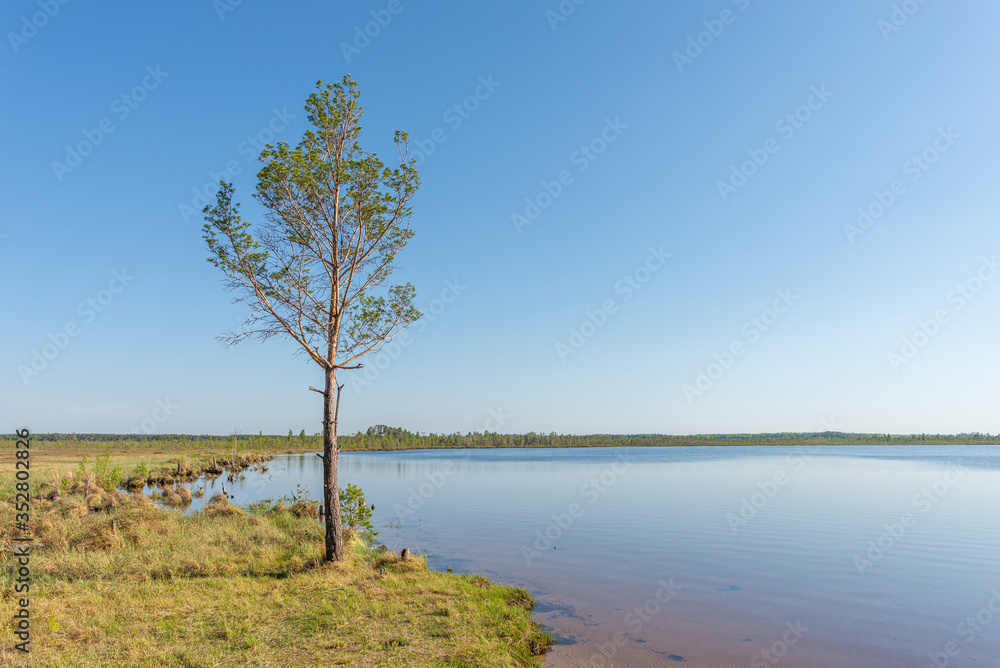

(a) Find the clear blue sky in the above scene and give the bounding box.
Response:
[3,1,998,436]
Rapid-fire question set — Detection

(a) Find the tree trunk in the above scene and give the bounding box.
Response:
[323,367,344,561]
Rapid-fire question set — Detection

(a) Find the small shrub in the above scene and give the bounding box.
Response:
[132,461,150,480]
[77,455,89,481]
[340,483,377,542]
[92,451,124,492]
[105,464,124,492]
[94,451,111,484]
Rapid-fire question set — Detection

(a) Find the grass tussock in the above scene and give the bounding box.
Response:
[0,452,552,667]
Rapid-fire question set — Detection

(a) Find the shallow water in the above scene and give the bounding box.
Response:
[181,445,1000,667]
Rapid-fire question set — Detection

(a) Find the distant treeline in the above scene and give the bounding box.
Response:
[4,426,998,451]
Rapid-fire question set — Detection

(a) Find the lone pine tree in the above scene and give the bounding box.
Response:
[203,75,420,561]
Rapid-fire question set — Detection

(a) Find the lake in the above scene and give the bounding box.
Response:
[179,445,1000,667]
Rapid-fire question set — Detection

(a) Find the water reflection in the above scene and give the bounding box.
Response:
[157,445,1000,666]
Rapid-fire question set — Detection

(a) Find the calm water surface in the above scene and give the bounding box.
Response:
[183,446,1000,667]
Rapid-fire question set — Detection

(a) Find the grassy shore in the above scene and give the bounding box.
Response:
[0,450,552,667]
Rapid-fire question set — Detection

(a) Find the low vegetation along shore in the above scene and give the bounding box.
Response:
[0,449,551,667]
[5,427,999,457]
